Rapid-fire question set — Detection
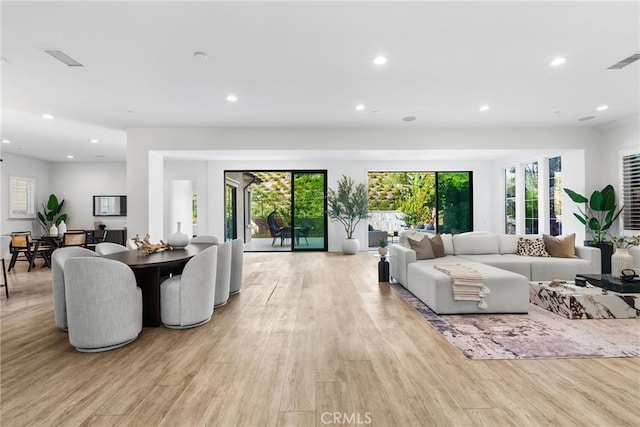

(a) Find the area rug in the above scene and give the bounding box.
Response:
[391,283,640,359]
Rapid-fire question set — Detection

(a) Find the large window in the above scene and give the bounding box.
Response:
[8,175,36,219]
[368,171,472,233]
[622,151,640,231]
[505,167,516,234]
[548,156,562,236]
[524,162,539,234]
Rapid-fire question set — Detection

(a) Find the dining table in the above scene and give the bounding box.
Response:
[101,242,214,327]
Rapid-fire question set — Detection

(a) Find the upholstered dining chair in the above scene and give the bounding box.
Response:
[51,247,98,330]
[160,245,217,329]
[95,242,129,256]
[229,238,243,295]
[1,236,11,298]
[214,241,232,307]
[190,235,219,244]
[64,256,142,352]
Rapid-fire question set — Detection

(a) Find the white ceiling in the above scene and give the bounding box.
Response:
[1,1,639,162]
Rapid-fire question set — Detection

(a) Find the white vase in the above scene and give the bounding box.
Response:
[378,246,388,256]
[341,238,360,255]
[167,221,190,248]
[49,224,58,236]
[611,247,635,278]
[58,220,67,235]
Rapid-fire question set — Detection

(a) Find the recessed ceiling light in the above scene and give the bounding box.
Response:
[43,113,54,119]
[89,139,99,143]
[355,104,365,111]
[373,55,388,66]
[597,105,608,111]
[226,94,238,102]
[402,116,416,122]
[66,155,74,159]
[2,139,10,144]
[479,105,490,112]
[550,57,567,66]
[193,51,208,60]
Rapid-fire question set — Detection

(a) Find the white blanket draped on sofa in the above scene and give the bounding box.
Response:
[434,264,491,309]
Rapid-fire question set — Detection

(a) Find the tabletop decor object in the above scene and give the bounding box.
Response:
[132,234,169,254]
[167,221,190,249]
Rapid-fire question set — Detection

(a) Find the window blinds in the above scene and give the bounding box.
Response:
[622,153,640,231]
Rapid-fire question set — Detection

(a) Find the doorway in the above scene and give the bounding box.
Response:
[224,170,328,252]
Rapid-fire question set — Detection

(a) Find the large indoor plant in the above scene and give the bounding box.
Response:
[37,194,67,235]
[327,175,368,254]
[564,184,624,273]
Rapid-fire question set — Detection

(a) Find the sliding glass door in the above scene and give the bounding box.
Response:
[292,171,327,251]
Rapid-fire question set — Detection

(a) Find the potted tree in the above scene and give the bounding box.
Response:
[37,194,67,236]
[564,184,624,273]
[327,175,368,254]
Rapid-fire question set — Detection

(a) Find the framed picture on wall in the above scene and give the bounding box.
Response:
[8,175,37,218]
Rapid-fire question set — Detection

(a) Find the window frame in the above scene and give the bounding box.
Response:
[8,175,37,219]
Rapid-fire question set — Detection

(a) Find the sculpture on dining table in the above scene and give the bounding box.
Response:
[133,234,169,254]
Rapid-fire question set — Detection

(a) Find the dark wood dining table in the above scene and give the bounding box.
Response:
[101,242,214,327]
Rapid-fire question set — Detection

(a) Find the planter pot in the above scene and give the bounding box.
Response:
[378,246,388,256]
[585,241,614,274]
[611,248,635,278]
[341,238,360,255]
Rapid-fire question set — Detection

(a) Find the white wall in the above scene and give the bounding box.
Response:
[1,153,51,235]
[49,162,127,231]
[163,160,208,240]
[127,126,600,251]
[597,114,640,236]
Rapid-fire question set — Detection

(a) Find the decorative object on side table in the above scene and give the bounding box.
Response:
[610,235,639,278]
[378,237,388,256]
[564,184,624,273]
[167,221,190,248]
[327,175,368,255]
[133,234,169,254]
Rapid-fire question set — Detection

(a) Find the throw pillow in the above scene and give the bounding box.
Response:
[543,233,577,258]
[408,236,435,260]
[517,237,550,257]
[429,234,446,258]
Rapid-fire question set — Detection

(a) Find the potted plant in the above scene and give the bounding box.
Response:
[37,194,67,236]
[378,237,388,256]
[564,184,624,273]
[327,175,368,254]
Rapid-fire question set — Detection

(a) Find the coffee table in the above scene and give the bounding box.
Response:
[529,280,640,319]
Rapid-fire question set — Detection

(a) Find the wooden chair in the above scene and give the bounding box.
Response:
[8,232,51,272]
[1,235,11,298]
[63,230,87,247]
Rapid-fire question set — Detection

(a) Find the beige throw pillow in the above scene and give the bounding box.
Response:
[517,237,550,257]
[429,234,446,258]
[408,236,435,260]
[543,233,577,258]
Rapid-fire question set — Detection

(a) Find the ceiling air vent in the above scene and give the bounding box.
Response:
[578,116,596,122]
[44,49,84,67]
[607,53,640,70]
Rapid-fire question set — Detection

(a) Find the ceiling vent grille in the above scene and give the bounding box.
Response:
[44,49,84,67]
[607,53,640,69]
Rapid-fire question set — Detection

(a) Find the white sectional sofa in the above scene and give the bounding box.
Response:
[390,231,601,314]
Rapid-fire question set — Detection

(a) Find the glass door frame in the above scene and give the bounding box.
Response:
[291,170,328,252]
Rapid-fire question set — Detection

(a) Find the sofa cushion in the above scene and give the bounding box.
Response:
[458,254,532,280]
[543,233,577,258]
[517,237,550,257]
[453,233,500,255]
[429,234,446,258]
[498,234,519,254]
[408,237,435,260]
[529,257,592,281]
[399,230,426,248]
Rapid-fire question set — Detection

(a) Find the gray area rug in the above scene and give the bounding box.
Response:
[391,283,640,359]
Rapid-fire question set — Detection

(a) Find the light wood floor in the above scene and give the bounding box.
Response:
[1,252,639,426]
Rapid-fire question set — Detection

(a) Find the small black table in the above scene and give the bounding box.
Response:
[576,274,640,293]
